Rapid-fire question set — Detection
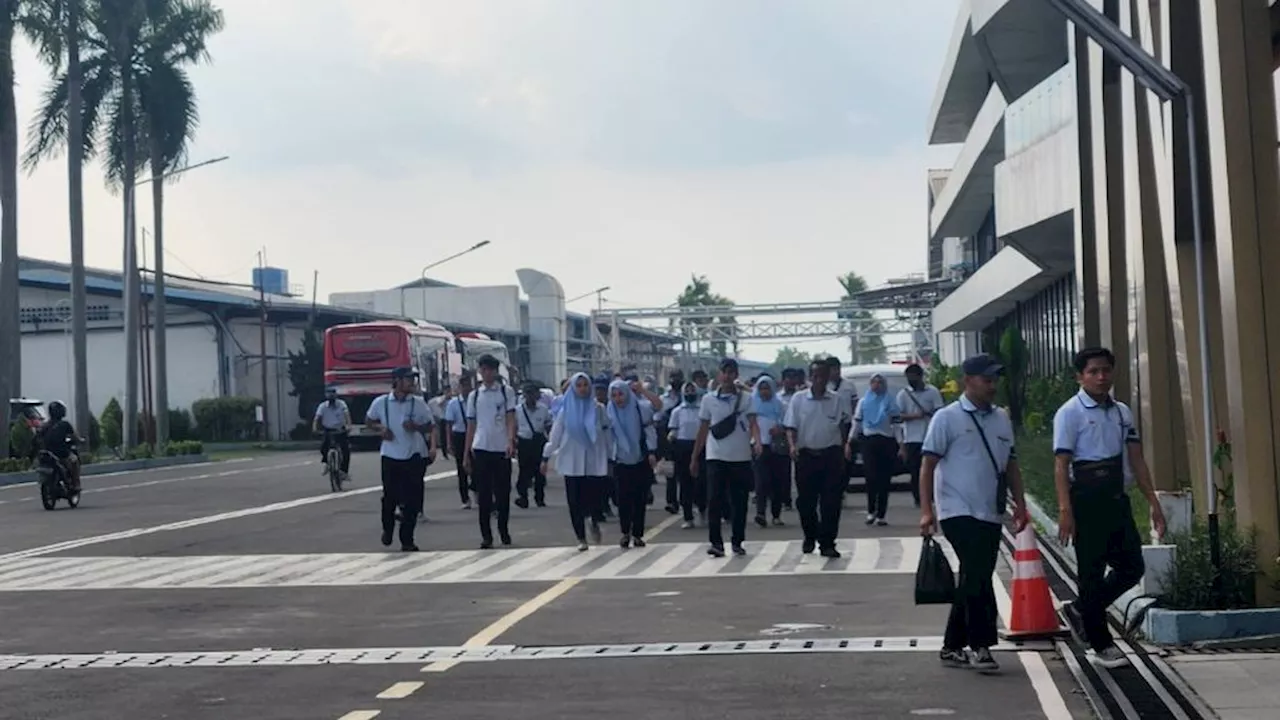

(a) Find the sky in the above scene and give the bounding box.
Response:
[12,0,961,362]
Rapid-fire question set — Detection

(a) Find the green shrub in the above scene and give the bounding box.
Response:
[168,408,195,441]
[289,422,311,441]
[161,440,204,456]
[191,397,260,442]
[87,414,102,451]
[124,444,155,460]
[8,421,35,459]
[100,398,123,449]
[0,457,31,473]
[1158,518,1259,611]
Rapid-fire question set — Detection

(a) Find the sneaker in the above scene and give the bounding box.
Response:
[707,545,726,558]
[865,513,876,526]
[665,504,679,515]
[500,533,512,547]
[1093,646,1129,669]
[940,648,969,669]
[401,544,419,552]
[633,536,647,548]
[536,500,547,508]
[620,536,631,549]
[577,541,589,552]
[480,540,493,550]
[1061,601,1086,646]
[970,647,1000,673]
[380,530,393,547]
[771,517,785,527]
[969,647,1000,673]
[515,497,530,509]
[680,520,695,529]
[754,515,767,529]
[876,518,888,527]
[462,502,472,510]
[820,546,842,559]
[590,522,603,544]
[732,544,747,557]
[321,463,329,476]
[801,538,816,554]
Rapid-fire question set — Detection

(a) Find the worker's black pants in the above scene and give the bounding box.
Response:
[381,455,427,547]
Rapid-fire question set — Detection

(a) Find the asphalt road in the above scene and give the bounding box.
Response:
[0,451,1096,719]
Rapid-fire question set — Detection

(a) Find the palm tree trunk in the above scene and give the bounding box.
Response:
[150,138,168,447]
[0,9,20,457]
[67,0,91,439]
[120,44,139,449]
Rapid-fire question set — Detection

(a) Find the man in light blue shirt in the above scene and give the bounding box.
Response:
[444,375,473,509]
[919,354,1029,674]
[365,367,438,552]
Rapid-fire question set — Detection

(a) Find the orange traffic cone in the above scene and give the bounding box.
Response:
[1003,526,1068,639]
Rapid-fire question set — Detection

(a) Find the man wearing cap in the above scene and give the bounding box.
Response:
[919,354,1029,673]
[464,354,519,549]
[313,386,352,479]
[444,375,474,509]
[515,381,552,508]
[692,358,761,557]
[783,358,850,557]
[365,367,438,552]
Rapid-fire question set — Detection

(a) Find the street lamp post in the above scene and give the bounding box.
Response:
[141,155,229,448]
[398,240,493,317]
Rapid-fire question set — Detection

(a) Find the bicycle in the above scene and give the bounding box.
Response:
[323,429,349,493]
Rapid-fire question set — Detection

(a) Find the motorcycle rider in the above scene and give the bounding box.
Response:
[313,387,352,478]
[39,401,81,493]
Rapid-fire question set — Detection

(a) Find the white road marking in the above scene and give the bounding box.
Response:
[0,470,457,564]
[375,681,423,700]
[336,711,380,720]
[0,460,303,505]
[992,570,1073,720]
[0,458,256,494]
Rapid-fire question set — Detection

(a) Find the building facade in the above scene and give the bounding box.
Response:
[926,0,1280,567]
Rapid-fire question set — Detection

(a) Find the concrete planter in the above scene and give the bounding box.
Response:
[1144,607,1280,646]
[0,454,210,488]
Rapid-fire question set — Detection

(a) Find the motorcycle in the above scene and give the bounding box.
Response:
[36,449,81,511]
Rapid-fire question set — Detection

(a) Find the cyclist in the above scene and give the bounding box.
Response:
[313,386,352,479]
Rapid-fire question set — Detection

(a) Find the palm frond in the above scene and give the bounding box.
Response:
[101,77,146,188]
[18,0,68,71]
[22,56,116,172]
[144,0,223,66]
[136,60,196,175]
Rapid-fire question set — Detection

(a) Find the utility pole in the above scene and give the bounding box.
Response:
[258,252,270,441]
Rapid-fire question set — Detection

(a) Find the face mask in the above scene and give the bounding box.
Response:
[683,394,698,404]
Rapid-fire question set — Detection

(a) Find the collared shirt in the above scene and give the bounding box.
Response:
[896,385,945,444]
[428,395,448,422]
[853,392,901,439]
[667,404,701,441]
[828,377,858,423]
[466,381,517,453]
[366,392,433,460]
[543,402,611,477]
[1052,389,1139,485]
[655,390,681,423]
[516,402,552,440]
[698,389,756,462]
[782,388,848,450]
[444,396,468,433]
[314,400,349,430]
[922,395,1015,524]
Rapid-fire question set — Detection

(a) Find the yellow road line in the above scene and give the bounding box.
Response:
[422,576,581,672]
[336,711,380,720]
[375,681,424,700]
[645,513,683,542]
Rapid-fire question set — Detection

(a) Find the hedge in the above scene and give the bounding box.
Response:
[191,397,261,442]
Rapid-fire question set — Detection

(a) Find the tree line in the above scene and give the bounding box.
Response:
[0,0,224,454]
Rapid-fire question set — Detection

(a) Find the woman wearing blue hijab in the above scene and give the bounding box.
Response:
[542,372,611,550]
[751,376,790,527]
[848,373,901,526]
[607,379,657,548]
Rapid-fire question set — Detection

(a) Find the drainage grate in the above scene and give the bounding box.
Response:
[0,637,1054,671]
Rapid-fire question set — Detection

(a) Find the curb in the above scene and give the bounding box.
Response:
[0,454,211,488]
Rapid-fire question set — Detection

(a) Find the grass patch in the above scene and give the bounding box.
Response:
[1017,431,1152,539]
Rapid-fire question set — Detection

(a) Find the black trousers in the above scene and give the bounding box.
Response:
[452,431,470,503]
[565,475,603,541]
[753,447,790,519]
[904,442,923,506]
[940,516,1002,651]
[615,461,650,538]
[1072,490,1145,652]
[516,436,547,502]
[381,455,427,547]
[795,447,844,548]
[707,460,752,548]
[861,434,897,519]
[472,450,512,542]
[672,440,705,521]
[321,431,351,473]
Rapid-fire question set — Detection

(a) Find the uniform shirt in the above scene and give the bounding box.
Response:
[466,381,518,453]
[782,388,849,450]
[444,396,468,433]
[896,385,945,444]
[852,393,901,439]
[366,393,433,461]
[314,400,349,431]
[516,402,552,440]
[1052,390,1139,485]
[428,395,448,423]
[921,395,1016,525]
[543,403,612,477]
[698,389,756,462]
[828,377,858,423]
[655,390,681,423]
[667,404,702,441]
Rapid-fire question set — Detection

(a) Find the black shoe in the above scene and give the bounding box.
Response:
[754,514,767,528]
[500,533,512,546]
[536,499,547,508]
[820,546,842,559]
[732,544,747,556]
[480,540,494,550]
[381,530,393,547]
[633,536,647,548]
[620,536,631,549]
[970,647,1000,673]
[515,496,530,509]
[801,539,816,554]
[707,545,726,558]
[401,544,419,552]
[664,504,678,515]
[940,648,969,669]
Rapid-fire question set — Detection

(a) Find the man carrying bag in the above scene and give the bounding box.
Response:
[918,354,1030,674]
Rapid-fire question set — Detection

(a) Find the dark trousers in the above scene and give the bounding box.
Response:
[452,431,470,503]
[381,455,427,547]
[753,447,790,519]
[707,460,752,548]
[516,436,547,502]
[472,450,512,543]
[862,434,897,519]
[615,461,650,538]
[904,442,923,506]
[1072,491,1145,652]
[565,476,602,541]
[795,447,845,548]
[603,463,616,513]
[940,516,1002,651]
[672,440,705,521]
[321,431,351,473]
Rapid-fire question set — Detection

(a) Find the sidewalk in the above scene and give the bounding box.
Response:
[1164,653,1280,719]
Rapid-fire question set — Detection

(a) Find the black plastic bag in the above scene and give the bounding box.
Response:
[914,537,956,605]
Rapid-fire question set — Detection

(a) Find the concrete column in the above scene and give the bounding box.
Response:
[1071,26,1102,351]
[1196,0,1280,594]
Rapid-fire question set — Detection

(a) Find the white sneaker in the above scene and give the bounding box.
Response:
[1092,646,1129,669]
[321,463,329,476]
[681,520,694,529]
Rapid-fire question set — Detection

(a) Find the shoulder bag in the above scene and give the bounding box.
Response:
[965,411,1009,516]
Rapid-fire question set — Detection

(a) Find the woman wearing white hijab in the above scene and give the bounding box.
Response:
[542,372,612,550]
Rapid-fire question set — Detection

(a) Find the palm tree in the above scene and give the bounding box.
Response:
[24,0,222,447]
[838,271,887,364]
[0,0,21,456]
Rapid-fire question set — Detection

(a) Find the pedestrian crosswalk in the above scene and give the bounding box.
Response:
[0,537,954,591]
